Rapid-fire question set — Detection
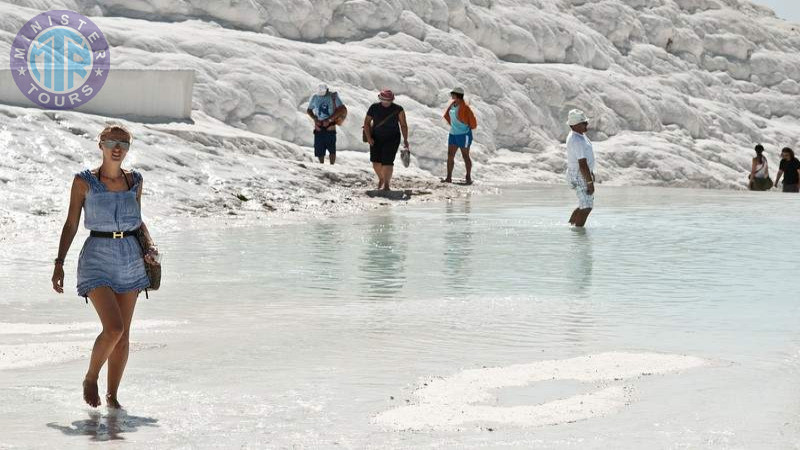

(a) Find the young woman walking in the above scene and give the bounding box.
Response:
[51,124,159,409]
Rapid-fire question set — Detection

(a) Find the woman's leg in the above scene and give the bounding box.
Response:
[84,286,125,407]
[372,162,384,189]
[381,139,400,190]
[444,145,458,182]
[382,165,395,191]
[106,290,138,408]
[460,147,473,183]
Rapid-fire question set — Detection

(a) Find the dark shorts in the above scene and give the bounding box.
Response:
[370,135,401,166]
[314,130,336,158]
[783,183,799,193]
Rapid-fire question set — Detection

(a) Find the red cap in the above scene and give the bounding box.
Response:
[378,89,395,101]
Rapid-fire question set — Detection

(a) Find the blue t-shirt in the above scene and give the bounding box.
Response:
[449,105,471,135]
[308,93,344,121]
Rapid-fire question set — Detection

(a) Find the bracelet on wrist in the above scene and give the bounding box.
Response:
[54,258,64,265]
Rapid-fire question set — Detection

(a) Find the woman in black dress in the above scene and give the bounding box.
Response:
[363,89,410,191]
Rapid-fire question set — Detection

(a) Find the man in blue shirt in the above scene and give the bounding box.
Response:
[307,83,347,164]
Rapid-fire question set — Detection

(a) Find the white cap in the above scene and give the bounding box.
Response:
[317,83,329,96]
[566,109,589,126]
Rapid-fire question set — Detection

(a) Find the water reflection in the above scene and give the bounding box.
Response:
[566,228,594,296]
[307,221,342,295]
[46,409,158,442]
[444,199,474,293]
[560,229,595,348]
[358,214,408,299]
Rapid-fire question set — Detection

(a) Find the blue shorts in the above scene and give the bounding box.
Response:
[448,131,473,149]
[314,130,336,157]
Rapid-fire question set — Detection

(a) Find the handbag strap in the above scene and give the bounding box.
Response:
[372,106,400,129]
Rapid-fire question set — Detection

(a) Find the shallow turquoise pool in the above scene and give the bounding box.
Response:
[1,185,798,448]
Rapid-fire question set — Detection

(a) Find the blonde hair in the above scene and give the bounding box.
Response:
[98,122,134,144]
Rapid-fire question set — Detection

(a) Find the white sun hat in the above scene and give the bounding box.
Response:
[566,109,589,126]
[317,83,329,96]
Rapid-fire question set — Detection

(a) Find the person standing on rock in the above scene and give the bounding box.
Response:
[442,87,478,185]
[307,83,347,165]
[749,144,772,191]
[775,147,800,193]
[565,109,596,227]
[363,89,409,191]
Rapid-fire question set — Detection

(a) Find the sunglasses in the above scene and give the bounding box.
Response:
[101,140,130,150]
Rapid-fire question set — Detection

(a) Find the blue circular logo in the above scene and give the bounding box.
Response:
[9,10,111,110]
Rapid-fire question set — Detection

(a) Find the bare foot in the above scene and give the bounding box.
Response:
[106,394,123,410]
[465,178,473,185]
[83,378,101,408]
[441,178,452,183]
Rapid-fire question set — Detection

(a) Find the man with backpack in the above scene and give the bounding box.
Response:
[307,83,347,164]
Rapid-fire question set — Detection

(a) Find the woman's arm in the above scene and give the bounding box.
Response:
[775,169,784,187]
[52,176,86,293]
[399,111,409,147]
[56,176,86,259]
[135,178,159,266]
[750,158,757,179]
[135,179,156,248]
[363,114,374,146]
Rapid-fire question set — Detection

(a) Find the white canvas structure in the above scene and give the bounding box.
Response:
[0,69,194,122]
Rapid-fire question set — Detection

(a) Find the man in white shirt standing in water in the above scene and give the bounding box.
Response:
[565,109,596,227]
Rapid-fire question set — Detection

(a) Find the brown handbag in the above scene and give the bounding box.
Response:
[332,93,347,125]
[136,230,161,294]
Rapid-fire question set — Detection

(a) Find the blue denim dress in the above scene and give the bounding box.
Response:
[76,169,150,298]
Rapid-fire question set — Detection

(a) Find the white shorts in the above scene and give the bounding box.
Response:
[567,170,594,210]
